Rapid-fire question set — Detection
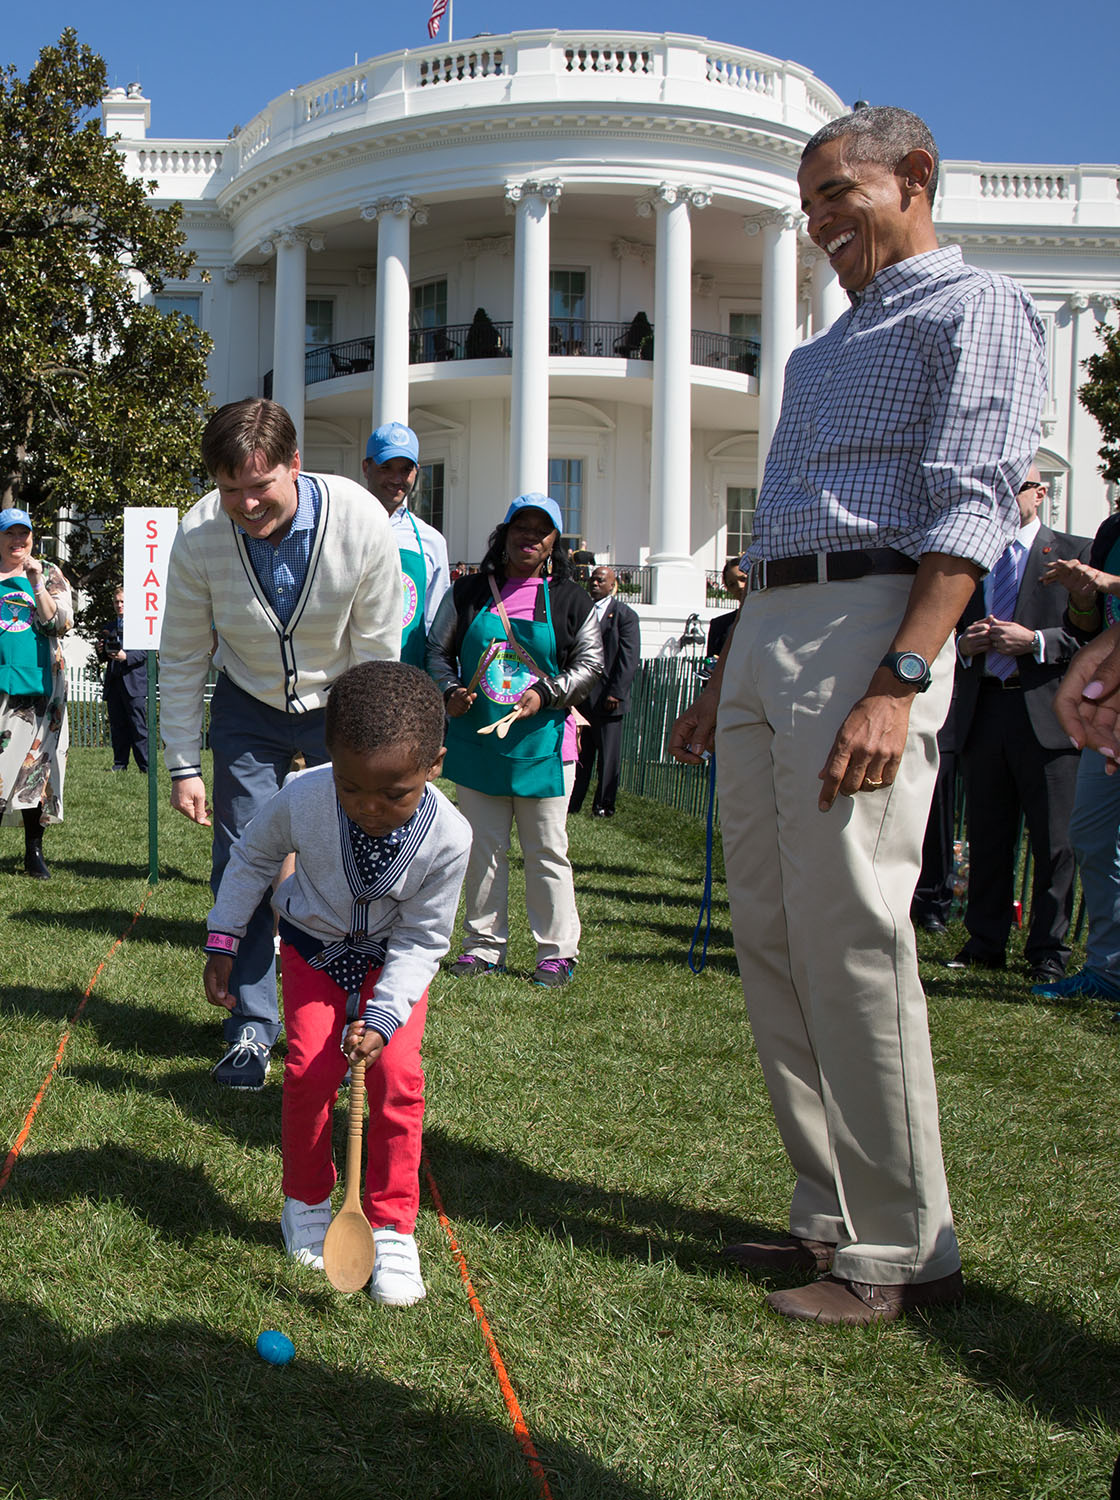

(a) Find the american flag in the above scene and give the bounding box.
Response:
[427,0,447,38]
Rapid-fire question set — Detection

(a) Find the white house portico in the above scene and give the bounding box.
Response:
[102,31,1120,645]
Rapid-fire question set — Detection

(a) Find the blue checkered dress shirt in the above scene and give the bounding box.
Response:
[746,247,1048,575]
[243,474,320,625]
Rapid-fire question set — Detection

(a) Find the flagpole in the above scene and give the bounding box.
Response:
[448,0,453,43]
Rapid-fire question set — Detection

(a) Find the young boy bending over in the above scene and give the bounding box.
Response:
[203,661,471,1304]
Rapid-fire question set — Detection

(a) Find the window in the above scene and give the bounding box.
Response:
[415,461,445,535]
[305,298,334,349]
[153,293,202,325]
[550,269,587,348]
[411,280,449,362]
[548,457,583,545]
[726,486,757,560]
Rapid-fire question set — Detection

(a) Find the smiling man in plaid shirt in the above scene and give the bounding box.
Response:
[671,106,1047,1325]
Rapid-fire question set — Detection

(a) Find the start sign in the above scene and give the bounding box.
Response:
[122,508,178,650]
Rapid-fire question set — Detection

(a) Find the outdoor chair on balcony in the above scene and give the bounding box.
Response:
[613,311,653,360]
[431,328,459,362]
[329,349,370,377]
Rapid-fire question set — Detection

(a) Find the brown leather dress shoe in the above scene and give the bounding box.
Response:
[721,1236,836,1275]
[766,1269,965,1325]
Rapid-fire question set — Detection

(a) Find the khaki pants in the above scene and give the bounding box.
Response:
[456,763,580,965]
[717,574,960,1285]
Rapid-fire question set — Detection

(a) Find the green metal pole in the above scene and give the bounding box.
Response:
[147,652,159,885]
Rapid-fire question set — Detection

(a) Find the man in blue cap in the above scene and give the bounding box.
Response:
[362,423,450,667]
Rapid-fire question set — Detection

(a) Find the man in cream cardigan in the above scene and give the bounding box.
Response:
[161,399,402,1089]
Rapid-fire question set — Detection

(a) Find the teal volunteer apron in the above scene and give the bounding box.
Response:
[0,576,52,697]
[444,580,566,799]
[398,511,428,667]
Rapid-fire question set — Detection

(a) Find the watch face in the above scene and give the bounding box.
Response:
[896,653,928,682]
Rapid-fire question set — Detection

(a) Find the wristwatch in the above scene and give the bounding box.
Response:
[879,650,932,692]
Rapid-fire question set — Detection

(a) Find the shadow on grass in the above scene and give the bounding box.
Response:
[423,1126,770,1280]
[7,904,208,947]
[0,1298,667,1500]
[0,986,216,1059]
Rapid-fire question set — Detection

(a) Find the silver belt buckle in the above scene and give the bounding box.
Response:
[747,559,767,595]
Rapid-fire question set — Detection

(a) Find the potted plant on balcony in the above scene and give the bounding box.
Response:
[464,307,502,359]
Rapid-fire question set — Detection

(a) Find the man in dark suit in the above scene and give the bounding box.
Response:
[569,566,640,818]
[95,585,148,772]
[947,466,1089,983]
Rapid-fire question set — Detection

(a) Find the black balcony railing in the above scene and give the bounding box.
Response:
[262,325,761,393]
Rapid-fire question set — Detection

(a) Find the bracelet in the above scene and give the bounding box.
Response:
[204,932,240,956]
[1068,602,1099,620]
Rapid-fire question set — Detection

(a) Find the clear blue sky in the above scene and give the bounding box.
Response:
[5,0,1117,165]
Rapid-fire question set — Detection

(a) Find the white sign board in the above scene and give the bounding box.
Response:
[122,508,179,651]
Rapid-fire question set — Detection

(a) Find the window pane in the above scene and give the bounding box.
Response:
[153,293,201,326]
[305,298,334,348]
[415,462,445,535]
[726,486,757,559]
[548,457,583,543]
[549,270,586,319]
[411,280,448,328]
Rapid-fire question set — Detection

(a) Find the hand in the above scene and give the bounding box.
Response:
[817,672,915,810]
[203,954,236,1010]
[171,775,212,826]
[604,695,620,713]
[957,619,991,658]
[669,688,718,764]
[1053,624,1120,762]
[344,1020,386,1065]
[113,649,127,662]
[984,618,1037,655]
[1041,558,1105,597]
[515,687,543,719]
[446,686,476,718]
[23,556,43,589]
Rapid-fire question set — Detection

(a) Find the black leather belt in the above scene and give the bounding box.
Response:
[745,548,918,595]
[979,675,1023,690]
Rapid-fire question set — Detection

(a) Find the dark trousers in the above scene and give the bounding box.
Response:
[912,749,957,924]
[208,674,329,1049]
[106,681,148,771]
[961,687,1079,964]
[570,713,623,814]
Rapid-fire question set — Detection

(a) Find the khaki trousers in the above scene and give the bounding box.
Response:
[717,574,960,1284]
[455,763,580,965]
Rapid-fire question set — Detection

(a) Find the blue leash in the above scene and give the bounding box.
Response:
[688,752,717,974]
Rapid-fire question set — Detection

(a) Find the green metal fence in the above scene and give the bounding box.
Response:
[619,652,714,818]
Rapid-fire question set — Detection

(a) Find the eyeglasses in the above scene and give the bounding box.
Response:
[1018,480,1047,494]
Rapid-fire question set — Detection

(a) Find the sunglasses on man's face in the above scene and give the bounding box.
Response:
[1018,480,1046,494]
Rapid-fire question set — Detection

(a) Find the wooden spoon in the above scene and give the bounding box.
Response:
[322,1056,376,1293]
[476,707,522,737]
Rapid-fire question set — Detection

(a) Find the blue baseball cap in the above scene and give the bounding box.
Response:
[0,508,33,532]
[503,493,563,534]
[365,423,419,464]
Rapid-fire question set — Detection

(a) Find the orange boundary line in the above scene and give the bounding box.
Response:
[0,888,154,1195]
[423,1154,555,1500]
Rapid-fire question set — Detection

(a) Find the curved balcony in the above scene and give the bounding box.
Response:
[263,325,760,396]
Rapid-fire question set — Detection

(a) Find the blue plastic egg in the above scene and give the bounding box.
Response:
[256,1330,295,1366]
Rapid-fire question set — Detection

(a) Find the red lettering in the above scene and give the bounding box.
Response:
[145,593,158,611]
[147,544,158,562]
[145,519,158,538]
[142,569,159,587]
[146,617,158,636]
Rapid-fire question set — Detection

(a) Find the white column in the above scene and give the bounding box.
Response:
[506,179,560,496]
[363,196,427,429]
[749,208,800,475]
[266,229,310,447]
[1065,291,1089,525]
[810,249,849,334]
[638,185,708,609]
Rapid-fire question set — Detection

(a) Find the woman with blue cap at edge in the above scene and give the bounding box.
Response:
[0,507,73,878]
[427,494,603,987]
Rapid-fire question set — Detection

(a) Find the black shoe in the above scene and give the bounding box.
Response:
[592,808,614,818]
[1028,957,1066,986]
[23,843,50,879]
[945,947,1004,970]
[914,913,947,934]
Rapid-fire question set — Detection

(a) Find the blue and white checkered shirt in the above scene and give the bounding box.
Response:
[747,247,1047,575]
[243,474,320,625]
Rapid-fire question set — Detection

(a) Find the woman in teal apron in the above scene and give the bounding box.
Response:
[0,508,73,878]
[427,495,603,987]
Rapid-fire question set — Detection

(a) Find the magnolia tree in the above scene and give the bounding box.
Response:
[0,30,211,605]
[1080,301,1120,485]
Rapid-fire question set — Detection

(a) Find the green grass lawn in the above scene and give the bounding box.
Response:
[1,748,1118,1499]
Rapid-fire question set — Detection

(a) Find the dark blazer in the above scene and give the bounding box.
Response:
[954,524,1090,751]
[583,597,640,717]
[97,619,147,702]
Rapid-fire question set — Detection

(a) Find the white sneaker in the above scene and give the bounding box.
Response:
[281,1196,332,1270]
[370,1227,426,1306]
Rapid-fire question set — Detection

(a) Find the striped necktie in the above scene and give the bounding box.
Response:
[986,543,1021,680]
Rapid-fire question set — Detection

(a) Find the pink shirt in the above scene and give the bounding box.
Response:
[494,578,578,763]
